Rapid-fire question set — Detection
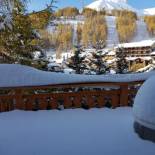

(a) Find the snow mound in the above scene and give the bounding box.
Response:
[0,64,155,88]
[86,0,136,12]
[133,76,155,130]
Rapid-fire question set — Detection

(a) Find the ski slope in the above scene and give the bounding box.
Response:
[132,19,153,42]
[106,16,119,47]
[47,16,154,49]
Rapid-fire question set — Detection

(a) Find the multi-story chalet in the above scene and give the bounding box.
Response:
[117,40,155,57]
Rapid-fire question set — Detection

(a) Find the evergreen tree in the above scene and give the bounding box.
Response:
[88,49,109,75]
[66,46,86,74]
[83,40,109,75]
[0,0,56,68]
[115,47,128,74]
[0,0,40,64]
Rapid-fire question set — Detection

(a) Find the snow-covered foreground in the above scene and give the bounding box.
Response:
[0,108,154,155]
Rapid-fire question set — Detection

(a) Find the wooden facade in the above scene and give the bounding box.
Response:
[118,42,155,57]
[0,80,144,113]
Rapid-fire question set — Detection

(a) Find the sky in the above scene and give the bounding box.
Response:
[27,0,155,12]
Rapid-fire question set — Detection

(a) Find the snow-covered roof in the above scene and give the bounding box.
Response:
[107,51,116,56]
[150,51,155,55]
[118,40,155,48]
[0,64,155,88]
[133,76,155,130]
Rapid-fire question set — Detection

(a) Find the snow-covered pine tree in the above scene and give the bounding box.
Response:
[0,0,56,69]
[89,49,109,75]
[0,0,41,64]
[66,46,86,74]
[115,47,128,74]
[86,40,109,75]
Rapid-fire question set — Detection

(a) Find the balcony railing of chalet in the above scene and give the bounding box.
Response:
[0,81,144,112]
[0,64,155,113]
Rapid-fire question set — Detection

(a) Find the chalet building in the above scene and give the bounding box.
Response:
[117,40,155,57]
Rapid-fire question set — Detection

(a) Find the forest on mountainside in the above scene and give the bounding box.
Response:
[144,16,155,36]
[29,10,51,29]
[81,15,107,47]
[116,10,137,42]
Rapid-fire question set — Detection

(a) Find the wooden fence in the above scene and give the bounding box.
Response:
[0,81,144,112]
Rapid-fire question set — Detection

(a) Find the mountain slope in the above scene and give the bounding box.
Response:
[143,8,155,16]
[131,19,152,42]
[106,16,119,47]
[86,0,136,12]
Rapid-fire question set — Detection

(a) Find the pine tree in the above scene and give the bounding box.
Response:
[66,46,86,74]
[0,0,56,68]
[88,50,109,75]
[83,40,108,75]
[0,0,40,64]
[115,47,128,74]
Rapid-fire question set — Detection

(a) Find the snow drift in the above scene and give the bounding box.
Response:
[0,64,155,88]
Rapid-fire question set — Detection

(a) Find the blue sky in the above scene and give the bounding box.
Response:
[27,0,155,12]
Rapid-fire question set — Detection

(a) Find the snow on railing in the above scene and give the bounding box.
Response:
[0,64,154,112]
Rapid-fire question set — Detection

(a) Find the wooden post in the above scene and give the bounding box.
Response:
[25,98,33,111]
[39,97,48,110]
[97,95,105,108]
[15,89,23,110]
[87,96,95,108]
[120,84,129,107]
[0,99,3,112]
[50,97,58,109]
[64,96,72,109]
[112,95,119,108]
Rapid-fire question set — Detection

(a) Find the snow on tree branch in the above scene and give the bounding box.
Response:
[0,0,14,30]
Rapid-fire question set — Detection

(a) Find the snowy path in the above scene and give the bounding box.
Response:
[106,16,119,47]
[132,19,153,42]
[0,108,155,155]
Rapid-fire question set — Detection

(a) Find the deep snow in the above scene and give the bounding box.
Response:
[1,64,155,88]
[0,108,154,155]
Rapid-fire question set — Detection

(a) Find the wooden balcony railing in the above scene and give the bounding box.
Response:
[0,80,144,112]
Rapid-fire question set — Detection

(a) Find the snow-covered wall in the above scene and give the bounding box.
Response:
[0,64,155,88]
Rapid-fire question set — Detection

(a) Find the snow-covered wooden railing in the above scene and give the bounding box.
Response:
[0,64,154,112]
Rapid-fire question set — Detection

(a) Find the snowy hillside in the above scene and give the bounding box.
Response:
[47,15,154,49]
[143,8,155,16]
[86,0,136,12]
[106,16,119,47]
[131,19,153,42]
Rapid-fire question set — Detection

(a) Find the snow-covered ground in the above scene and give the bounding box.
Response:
[0,108,155,155]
